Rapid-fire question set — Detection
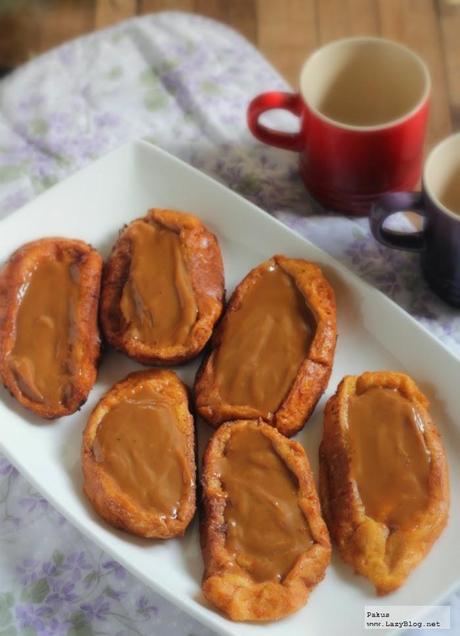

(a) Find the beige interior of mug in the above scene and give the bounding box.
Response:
[424,133,460,218]
[299,37,430,130]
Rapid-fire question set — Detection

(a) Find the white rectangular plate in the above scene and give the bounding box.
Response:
[0,140,458,636]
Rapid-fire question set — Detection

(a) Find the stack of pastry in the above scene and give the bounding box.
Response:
[0,208,449,624]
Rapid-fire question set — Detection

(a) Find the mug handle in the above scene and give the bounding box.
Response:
[247,92,304,151]
[370,192,427,253]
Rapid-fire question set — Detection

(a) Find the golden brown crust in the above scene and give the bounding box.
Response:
[201,419,331,621]
[319,371,450,595]
[82,369,196,539]
[0,238,102,419]
[194,255,337,436]
[100,208,224,365]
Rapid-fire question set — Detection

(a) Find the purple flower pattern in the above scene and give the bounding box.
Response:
[0,10,458,636]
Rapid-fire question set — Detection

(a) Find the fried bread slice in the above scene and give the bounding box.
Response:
[201,419,330,621]
[319,371,449,594]
[0,238,102,419]
[195,255,336,436]
[100,209,224,365]
[82,369,196,539]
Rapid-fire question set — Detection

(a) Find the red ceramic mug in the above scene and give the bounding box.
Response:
[247,37,430,215]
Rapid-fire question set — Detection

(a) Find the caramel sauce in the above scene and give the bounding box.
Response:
[217,426,313,582]
[348,387,431,528]
[215,265,316,417]
[93,384,192,517]
[7,254,80,408]
[120,221,197,346]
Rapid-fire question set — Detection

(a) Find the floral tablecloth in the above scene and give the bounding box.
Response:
[0,11,458,636]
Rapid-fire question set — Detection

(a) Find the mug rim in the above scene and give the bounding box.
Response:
[299,36,431,133]
[423,132,460,222]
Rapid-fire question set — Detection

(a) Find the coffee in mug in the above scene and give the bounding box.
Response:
[437,166,460,216]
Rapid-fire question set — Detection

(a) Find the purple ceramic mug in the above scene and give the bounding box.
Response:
[370,133,460,306]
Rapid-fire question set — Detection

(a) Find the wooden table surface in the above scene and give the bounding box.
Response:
[0,0,459,151]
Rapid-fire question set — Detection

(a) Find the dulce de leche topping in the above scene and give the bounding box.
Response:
[93,385,192,517]
[348,387,431,528]
[215,264,316,417]
[218,427,313,582]
[7,253,80,408]
[120,221,197,346]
